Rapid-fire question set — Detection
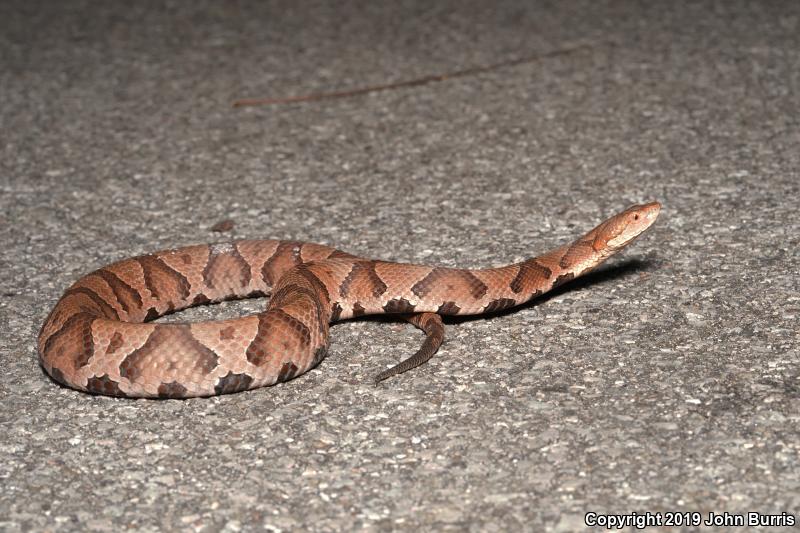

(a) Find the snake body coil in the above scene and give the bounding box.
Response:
[38,202,661,398]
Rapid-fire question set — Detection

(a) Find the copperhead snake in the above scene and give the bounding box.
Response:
[38,202,661,398]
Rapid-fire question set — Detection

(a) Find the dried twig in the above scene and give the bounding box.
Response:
[232,41,609,107]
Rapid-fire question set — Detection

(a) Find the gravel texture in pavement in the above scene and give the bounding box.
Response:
[1,1,798,531]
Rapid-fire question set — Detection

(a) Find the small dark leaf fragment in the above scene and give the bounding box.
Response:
[210,219,235,232]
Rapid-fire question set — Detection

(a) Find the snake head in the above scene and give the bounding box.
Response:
[594,201,661,253]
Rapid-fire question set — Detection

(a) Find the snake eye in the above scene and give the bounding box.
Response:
[634,214,640,221]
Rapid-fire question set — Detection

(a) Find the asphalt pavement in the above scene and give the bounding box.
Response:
[1,1,798,531]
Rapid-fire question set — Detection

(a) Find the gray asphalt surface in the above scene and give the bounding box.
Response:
[2,1,799,531]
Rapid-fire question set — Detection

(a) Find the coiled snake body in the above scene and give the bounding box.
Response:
[38,202,660,398]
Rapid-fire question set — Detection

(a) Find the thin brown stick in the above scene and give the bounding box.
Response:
[232,41,609,107]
